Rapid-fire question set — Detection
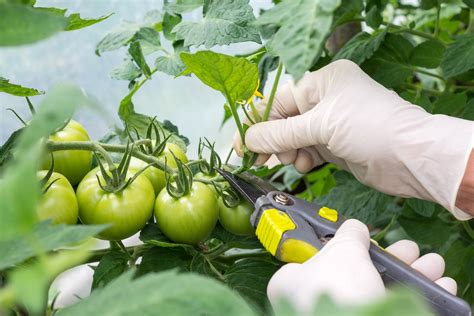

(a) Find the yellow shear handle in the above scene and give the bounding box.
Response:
[255,209,318,263]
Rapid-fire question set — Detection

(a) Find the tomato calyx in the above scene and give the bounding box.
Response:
[127,117,171,157]
[215,185,241,209]
[165,152,193,198]
[95,142,152,194]
[197,138,221,177]
[39,154,60,194]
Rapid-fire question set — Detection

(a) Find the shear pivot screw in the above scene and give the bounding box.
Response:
[274,193,291,205]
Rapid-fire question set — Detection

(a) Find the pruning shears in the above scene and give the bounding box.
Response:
[217,169,472,316]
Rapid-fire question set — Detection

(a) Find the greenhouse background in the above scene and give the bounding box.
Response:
[0,0,288,157]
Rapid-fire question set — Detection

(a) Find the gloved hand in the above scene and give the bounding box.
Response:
[234,60,474,220]
[267,219,457,312]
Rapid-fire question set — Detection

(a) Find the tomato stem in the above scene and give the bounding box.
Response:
[46,140,174,175]
[228,101,246,145]
[434,4,441,38]
[263,62,283,122]
[413,67,445,81]
[115,240,135,264]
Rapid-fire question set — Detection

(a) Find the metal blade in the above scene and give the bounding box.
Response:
[216,169,268,205]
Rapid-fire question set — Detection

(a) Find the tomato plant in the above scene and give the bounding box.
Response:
[37,170,78,225]
[1,0,473,315]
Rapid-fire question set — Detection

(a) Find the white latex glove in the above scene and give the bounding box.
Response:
[234,60,474,220]
[267,219,457,313]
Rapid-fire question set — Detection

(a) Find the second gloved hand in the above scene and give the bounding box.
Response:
[267,219,457,312]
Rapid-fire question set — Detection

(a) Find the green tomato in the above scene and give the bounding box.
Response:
[154,182,218,245]
[76,167,155,240]
[218,199,255,236]
[162,142,188,168]
[42,120,92,186]
[37,170,79,225]
[128,143,188,195]
[194,172,217,194]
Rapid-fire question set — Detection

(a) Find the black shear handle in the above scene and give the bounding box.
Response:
[369,244,472,316]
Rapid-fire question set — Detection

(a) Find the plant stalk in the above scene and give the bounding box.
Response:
[414,67,445,81]
[228,101,246,145]
[46,140,174,174]
[263,62,283,121]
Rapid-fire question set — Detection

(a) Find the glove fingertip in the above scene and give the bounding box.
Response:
[333,219,370,248]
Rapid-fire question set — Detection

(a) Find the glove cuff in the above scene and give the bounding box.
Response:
[404,115,473,219]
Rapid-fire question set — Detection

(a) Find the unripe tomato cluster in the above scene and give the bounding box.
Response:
[38,120,255,244]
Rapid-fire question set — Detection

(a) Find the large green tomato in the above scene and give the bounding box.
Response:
[42,120,92,186]
[128,143,188,195]
[218,199,255,236]
[154,182,218,244]
[37,170,78,225]
[76,167,155,240]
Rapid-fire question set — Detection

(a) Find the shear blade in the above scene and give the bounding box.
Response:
[216,169,274,205]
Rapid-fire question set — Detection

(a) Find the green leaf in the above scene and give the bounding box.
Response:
[463,99,474,121]
[296,164,337,200]
[128,41,152,78]
[332,0,363,26]
[180,51,259,106]
[172,0,260,48]
[95,23,140,56]
[110,60,143,81]
[463,0,474,8]
[433,92,467,117]
[257,53,279,94]
[400,91,432,113]
[165,0,204,14]
[333,30,387,65]
[117,85,189,150]
[92,249,129,290]
[270,165,304,191]
[362,34,414,87]
[398,213,457,247]
[441,34,474,78]
[409,40,445,69]
[255,0,342,79]
[364,0,388,28]
[133,27,161,55]
[0,222,106,270]
[316,170,393,225]
[420,0,439,9]
[403,199,436,218]
[57,270,257,316]
[138,246,191,276]
[365,6,382,28]
[163,12,182,41]
[65,12,112,31]
[139,223,193,249]
[210,223,261,249]
[0,3,68,46]
[0,77,43,96]
[189,253,215,276]
[9,245,91,313]
[155,49,186,76]
[0,128,23,169]
[0,84,93,242]
[225,258,280,313]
